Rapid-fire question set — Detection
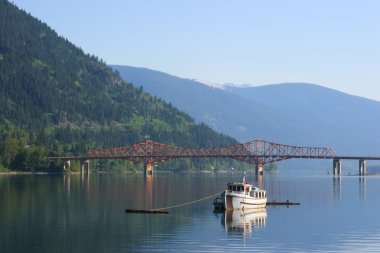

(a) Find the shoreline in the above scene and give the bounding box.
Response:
[1,170,380,176]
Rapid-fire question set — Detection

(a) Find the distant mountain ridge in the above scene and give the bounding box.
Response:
[112,65,380,157]
[112,65,288,142]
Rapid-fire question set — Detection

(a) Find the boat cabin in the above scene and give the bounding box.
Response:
[226,182,266,199]
[227,183,245,192]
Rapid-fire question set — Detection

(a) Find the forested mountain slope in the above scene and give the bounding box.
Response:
[0,0,240,172]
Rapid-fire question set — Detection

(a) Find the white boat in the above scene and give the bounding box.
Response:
[224,177,267,210]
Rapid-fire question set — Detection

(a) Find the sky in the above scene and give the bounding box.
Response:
[10,0,380,101]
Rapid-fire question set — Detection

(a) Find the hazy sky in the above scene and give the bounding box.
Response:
[11,0,380,101]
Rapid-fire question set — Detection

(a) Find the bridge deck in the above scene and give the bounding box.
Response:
[46,139,380,164]
[46,155,380,161]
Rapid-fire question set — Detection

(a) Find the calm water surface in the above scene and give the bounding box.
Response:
[1,172,380,252]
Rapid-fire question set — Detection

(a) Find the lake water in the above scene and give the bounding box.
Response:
[1,172,380,252]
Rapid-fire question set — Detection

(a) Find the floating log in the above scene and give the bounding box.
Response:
[267,201,300,206]
[125,209,169,214]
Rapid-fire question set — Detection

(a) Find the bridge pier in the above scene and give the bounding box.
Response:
[144,163,154,176]
[255,174,264,189]
[333,159,342,176]
[255,163,264,176]
[64,160,71,171]
[359,159,366,176]
[80,160,90,174]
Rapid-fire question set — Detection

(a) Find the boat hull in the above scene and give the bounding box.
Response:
[225,193,266,210]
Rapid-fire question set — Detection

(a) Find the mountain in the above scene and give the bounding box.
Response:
[225,83,380,155]
[112,65,380,157]
[112,65,290,142]
[0,0,240,172]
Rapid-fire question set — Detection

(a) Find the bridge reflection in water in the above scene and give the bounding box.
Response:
[332,175,367,202]
[359,176,366,200]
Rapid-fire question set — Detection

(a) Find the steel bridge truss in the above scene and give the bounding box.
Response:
[87,139,336,165]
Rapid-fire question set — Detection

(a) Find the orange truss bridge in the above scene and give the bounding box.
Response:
[85,139,336,174]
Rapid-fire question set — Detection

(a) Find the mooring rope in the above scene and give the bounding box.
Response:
[152,191,224,211]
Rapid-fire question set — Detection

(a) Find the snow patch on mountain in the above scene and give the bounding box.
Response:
[191,79,225,89]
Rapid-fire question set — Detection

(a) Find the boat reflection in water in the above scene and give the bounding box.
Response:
[222,208,267,237]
